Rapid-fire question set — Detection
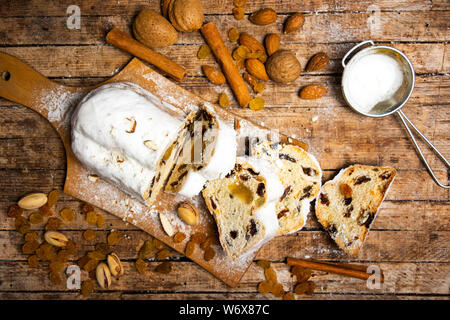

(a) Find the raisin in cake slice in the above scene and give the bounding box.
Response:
[166,103,237,197]
[251,141,322,235]
[71,82,194,205]
[315,165,396,256]
[202,157,283,260]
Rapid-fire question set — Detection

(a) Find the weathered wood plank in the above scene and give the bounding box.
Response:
[1,199,448,232]
[0,0,434,17]
[1,228,448,262]
[0,261,448,295]
[1,103,448,171]
[0,12,448,46]
[0,42,447,76]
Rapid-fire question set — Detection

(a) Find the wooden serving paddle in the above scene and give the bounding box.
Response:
[0,52,308,287]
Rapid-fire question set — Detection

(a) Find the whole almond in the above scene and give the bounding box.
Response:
[44,231,68,247]
[202,65,226,85]
[107,253,124,277]
[245,59,269,81]
[249,8,277,25]
[18,193,47,210]
[299,85,328,99]
[96,262,112,289]
[159,212,175,237]
[239,33,265,53]
[264,33,280,56]
[306,52,330,72]
[284,12,305,34]
[177,202,199,225]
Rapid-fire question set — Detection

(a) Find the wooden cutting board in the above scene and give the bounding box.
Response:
[0,52,308,287]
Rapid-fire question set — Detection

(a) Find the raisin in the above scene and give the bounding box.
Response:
[81,203,94,214]
[302,166,315,176]
[191,232,206,244]
[95,243,111,255]
[83,259,99,272]
[86,211,97,225]
[57,249,70,262]
[88,250,106,261]
[173,232,187,243]
[24,232,38,242]
[233,0,247,6]
[320,193,330,206]
[83,229,96,241]
[28,212,44,224]
[239,174,250,181]
[22,240,40,255]
[229,230,238,239]
[197,44,211,59]
[47,190,60,207]
[294,281,315,295]
[138,240,154,259]
[249,97,265,111]
[271,283,284,297]
[340,183,353,198]
[257,280,272,294]
[256,183,266,197]
[283,292,296,300]
[247,219,258,237]
[135,258,147,275]
[7,204,23,218]
[291,266,311,283]
[153,238,165,250]
[265,267,278,284]
[228,27,239,42]
[81,279,94,297]
[156,249,171,260]
[380,172,392,180]
[107,231,121,245]
[277,208,289,219]
[49,271,63,285]
[203,246,215,261]
[256,260,271,269]
[60,208,75,222]
[49,261,65,273]
[39,204,53,217]
[66,240,77,256]
[354,175,371,185]
[77,255,90,269]
[232,6,244,20]
[279,153,297,163]
[344,197,353,206]
[200,236,214,250]
[28,255,39,268]
[96,214,105,228]
[218,92,230,108]
[45,217,62,231]
[344,205,354,218]
[185,241,196,256]
[15,216,30,234]
[155,261,172,274]
[280,186,292,201]
[210,197,217,210]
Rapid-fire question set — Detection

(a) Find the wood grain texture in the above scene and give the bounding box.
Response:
[0,0,448,300]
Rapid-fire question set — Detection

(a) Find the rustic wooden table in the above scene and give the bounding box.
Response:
[0,0,448,300]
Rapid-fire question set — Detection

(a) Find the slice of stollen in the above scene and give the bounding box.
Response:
[315,165,396,256]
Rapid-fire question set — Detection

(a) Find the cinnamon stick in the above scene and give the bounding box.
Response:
[200,22,251,108]
[287,257,384,282]
[106,28,186,82]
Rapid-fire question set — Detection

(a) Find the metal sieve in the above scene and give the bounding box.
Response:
[341,40,449,188]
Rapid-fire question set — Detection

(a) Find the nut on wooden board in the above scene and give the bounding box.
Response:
[177,202,200,225]
[18,193,47,210]
[266,50,302,83]
[133,9,178,48]
[168,0,204,32]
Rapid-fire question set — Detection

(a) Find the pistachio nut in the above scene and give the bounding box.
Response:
[107,253,124,277]
[96,262,112,289]
[18,193,48,210]
[44,231,68,247]
[177,202,199,225]
[159,212,174,236]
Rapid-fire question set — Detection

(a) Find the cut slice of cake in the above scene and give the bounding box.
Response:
[315,165,396,256]
[251,141,322,235]
[202,157,283,260]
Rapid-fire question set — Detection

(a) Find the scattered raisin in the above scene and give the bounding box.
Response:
[283,292,296,300]
[156,249,171,260]
[249,97,265,111]
[57,249,70,262]
[83,229,96,241]
[271,283,284,297]
[29,212,43,224]
[155,261,172,274]
[200,236,215,250]
[138,240,154,259]
[257,280,272,294]
[83,259,99,272]
[291,266,311,283]
[60,208,75,222]
[228,28,239,42]
[153,238,165,250]
[81,279,94,297]
[47,189,60,207]
[22,240,40,255]
[264,267,277,284]
[28,255,39,268]
[96,214,105,228]
[294,281,315,295]
[232,6,244,20]
[197,44,211,59]
[95,243,111,255]
[24,232,38,242]
[340,183,353,198]
[15,216,31,235]
[88,250,106,261]
[173,232,187,243]
[233,0,247,6]
[49,261,65,273]
[81,203,94,215]
[107,231,121,246]
[191,232,206,244]
[85,211,97,225]
[203,246,216,261]
[66,240,77,256]
[135,258,147,275]
[39,204,53,217]
[45,217,62,231]
[185,241,196,256]
[256,260,271,269]
[218,92,230,108]
[7,204,23,218]
[49,271,63,285]
[77,255,90,269]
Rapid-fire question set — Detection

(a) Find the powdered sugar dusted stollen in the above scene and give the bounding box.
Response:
[166,103,237,198]
[202,157,283,260]
[71,82,191,205]
[251,141,322,235]
[315,164,396,256]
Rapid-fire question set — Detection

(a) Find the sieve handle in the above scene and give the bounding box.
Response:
[342,40,375,68]
[397,110,450,189]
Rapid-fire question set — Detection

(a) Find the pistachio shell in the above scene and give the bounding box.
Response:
[18,193,47,210]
